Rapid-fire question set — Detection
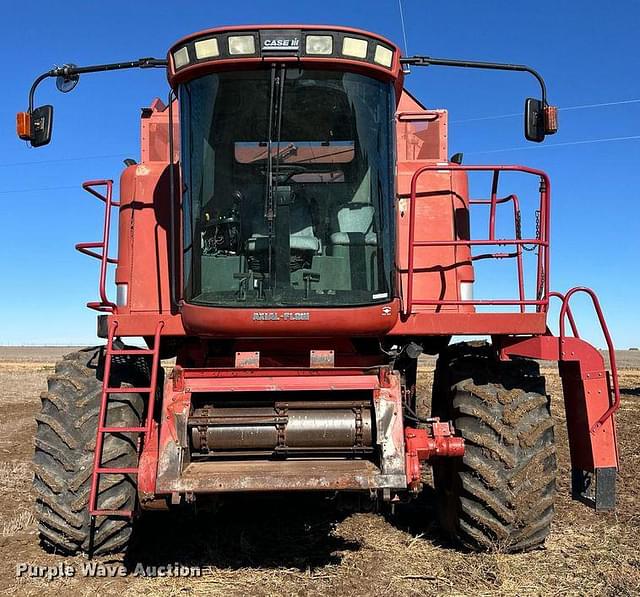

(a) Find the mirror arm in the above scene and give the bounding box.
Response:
[28,72,53,113]
[400,56,548,106]
[27,57,168,112]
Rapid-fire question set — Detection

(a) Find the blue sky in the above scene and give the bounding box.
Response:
[0,1,638,347]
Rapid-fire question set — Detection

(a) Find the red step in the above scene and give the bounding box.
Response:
[104,386,152,394]
[99,426,146,433]
[90,509,133,517]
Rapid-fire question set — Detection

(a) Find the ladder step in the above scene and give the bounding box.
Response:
[95,467,139,474]
[107,348,156,356]
[104,387,152,394]
[90,509,133,517]
[99,426,146,433]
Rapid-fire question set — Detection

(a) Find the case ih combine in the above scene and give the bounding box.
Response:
[18,25,620,556]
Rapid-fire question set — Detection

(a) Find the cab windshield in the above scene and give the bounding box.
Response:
[179,67,395,307]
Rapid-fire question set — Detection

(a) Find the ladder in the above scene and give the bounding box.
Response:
[88,319,164,517]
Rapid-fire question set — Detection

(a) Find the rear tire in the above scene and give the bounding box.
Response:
[33,347,149,556]
[431,342,557,553]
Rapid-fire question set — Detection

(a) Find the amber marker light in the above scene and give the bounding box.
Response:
[16,111,31,140]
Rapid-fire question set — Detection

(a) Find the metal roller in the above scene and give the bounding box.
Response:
[189,402,373,454]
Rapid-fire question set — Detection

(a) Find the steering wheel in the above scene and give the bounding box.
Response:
[259,164,308,184]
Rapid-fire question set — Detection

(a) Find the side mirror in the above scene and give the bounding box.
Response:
[524,98,545,142]
[16,105,54,147]
[525,98,559,143]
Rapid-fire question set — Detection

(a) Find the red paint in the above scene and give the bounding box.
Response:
[137,420,159,500]
[181,300,400,338]
[179,371,380,393]
[405,421,465,488]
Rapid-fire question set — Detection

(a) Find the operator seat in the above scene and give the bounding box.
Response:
[329,170,378,290]
[246,196,321,254]
[329,203,377,247]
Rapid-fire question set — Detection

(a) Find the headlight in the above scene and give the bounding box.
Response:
[228,35,256,55]
[305,35,333,55]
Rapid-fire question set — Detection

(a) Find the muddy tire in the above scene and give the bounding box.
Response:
[33,347,148,556]
[431,342,557,553]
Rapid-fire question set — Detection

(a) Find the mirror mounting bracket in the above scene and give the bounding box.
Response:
[20,57,168,147]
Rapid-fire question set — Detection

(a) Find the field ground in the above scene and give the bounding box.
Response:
[0,347,638,596]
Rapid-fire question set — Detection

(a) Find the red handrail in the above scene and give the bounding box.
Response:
[548,290,579,337]
[553,287,621,431]
[470,193,525,311]
[75,180,119,312]
[404,164,550,317]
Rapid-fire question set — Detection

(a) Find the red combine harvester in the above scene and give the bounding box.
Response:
[18,25,619,556]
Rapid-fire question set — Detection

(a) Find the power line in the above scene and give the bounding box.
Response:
[452,98,640,124]
[2,134,637,193]
[0,153,125,169]
[468,134,640,155]
[561,98,640,111]
[0,185,79,195]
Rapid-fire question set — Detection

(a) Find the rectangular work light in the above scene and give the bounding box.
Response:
[374,45,393,68]
[342,37,368,59]
[172,46,190,69]
[194,38,220,59]
[228,35,256,55]
[305,35,333,55]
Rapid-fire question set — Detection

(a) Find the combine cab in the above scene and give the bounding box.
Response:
[19,25,619,556]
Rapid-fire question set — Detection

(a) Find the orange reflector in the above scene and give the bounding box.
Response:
[16,112,31,140]
[544,106,558,135]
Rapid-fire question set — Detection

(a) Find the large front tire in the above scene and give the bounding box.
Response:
[431,342,557,553]
[33,347,147,556]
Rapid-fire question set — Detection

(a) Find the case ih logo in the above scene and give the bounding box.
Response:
[262,38,300,51]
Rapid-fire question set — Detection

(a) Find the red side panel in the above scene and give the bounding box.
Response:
[394,90,474,332]
[115,169,184,334]
[116,162,172,315]
[396,91,447,162]
[499,335,619,471]
[396,166,474,314]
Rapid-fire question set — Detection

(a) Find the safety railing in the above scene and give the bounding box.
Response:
[75,180,119,312]
[550,288,621,430]
[404,165,550,317]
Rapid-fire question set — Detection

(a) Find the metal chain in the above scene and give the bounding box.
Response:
[522,209,540,252]
[354,406,364,448]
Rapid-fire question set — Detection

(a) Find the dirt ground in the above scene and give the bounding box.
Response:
[0,347,638,596]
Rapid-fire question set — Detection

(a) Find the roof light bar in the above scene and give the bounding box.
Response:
[169,29,397,74]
